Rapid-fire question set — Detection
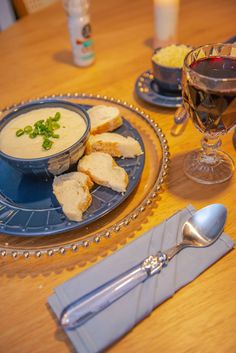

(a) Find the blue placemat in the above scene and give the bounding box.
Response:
[48,205,234,353]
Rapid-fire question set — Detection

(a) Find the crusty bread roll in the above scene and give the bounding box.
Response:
[86,132,143,158]
[87,105,123,134]
[53,172,93,222]
[78,152,129,193]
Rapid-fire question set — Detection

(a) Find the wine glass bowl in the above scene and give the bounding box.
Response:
[182,43,236,184]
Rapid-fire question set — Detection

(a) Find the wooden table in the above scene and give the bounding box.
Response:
[0,0,236,352]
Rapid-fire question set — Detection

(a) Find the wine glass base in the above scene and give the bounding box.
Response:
[184,149,235,184]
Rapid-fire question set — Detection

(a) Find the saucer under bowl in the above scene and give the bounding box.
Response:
[135,70,182,108]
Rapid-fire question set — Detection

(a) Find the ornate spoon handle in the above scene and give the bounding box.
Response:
[60,252,168,329]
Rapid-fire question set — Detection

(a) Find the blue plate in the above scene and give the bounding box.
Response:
[135,70,182,108]
[0,105,145,237]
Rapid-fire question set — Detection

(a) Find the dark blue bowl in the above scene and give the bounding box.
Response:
[152,45,192,92]
[0,100,90,178]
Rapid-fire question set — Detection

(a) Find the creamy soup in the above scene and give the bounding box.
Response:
[0,107,87,159]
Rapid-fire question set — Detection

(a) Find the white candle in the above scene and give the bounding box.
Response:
[153,0,180,48]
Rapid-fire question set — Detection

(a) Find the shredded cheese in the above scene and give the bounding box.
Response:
[152,44,191,68]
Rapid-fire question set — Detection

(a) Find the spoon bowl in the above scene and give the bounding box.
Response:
[166,204,227,260]
[183,204,227,247]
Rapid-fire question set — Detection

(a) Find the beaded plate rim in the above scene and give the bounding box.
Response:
[0,93,169,259]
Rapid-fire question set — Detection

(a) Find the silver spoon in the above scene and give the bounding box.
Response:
[171,105,188,136]
[61,204,227,329]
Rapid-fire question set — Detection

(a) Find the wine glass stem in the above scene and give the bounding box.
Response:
[200,134,222,164]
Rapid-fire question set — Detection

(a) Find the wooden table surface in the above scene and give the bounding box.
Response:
[0,0,236,352]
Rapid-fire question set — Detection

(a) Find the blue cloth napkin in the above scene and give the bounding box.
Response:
[48,205,234,353]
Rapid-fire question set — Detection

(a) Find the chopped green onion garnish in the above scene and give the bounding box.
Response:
[42,138,53,150]
[16,129,24,137]
[52,112,61,121]
[24,126,33,134]
[34,120,44,127]
[51,133,59,138]
[45,119,52,131]
[43,131,52,138]
[16,113,61,150]
[52,122,60,130]
[29,131,38,139]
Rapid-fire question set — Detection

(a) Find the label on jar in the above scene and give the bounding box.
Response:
[68,18,95,66]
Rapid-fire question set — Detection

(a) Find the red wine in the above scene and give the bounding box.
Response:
[190,57,236,79]
[183,56,236,134]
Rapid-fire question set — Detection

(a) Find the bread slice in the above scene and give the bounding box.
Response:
[53,171,94,190]
[88,105,123,134]
[53,172,93,222]
[78,152,129,193]
[86,132,143,158]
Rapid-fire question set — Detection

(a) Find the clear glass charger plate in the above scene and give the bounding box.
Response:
[0,93,169,259]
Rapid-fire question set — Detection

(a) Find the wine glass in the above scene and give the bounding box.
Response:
[182,43,236,184]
